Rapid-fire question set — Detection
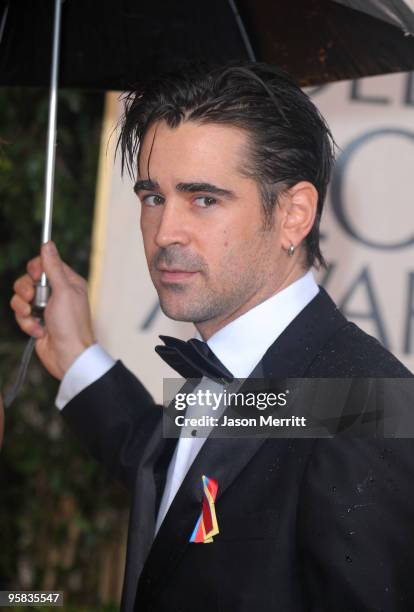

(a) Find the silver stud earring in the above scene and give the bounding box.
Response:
[288,244,295,257]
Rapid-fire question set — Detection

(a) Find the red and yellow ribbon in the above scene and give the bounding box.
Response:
[190,475,219,543]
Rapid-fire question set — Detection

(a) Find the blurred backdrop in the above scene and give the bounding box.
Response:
[0,88,128,611]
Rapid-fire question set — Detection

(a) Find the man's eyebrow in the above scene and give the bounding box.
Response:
[176,182,236,199]
[133,179,160,193]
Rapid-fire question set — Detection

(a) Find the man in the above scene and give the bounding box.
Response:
[11,63,414,611]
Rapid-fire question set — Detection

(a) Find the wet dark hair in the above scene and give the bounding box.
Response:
[118,62,335,268]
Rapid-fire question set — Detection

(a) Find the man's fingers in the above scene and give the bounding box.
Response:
[27,256,43,281]
[26,249,84,289]
[40,241,67,290]
[13,275,36,302]
[10,294,32,318]
[15,312,45,338]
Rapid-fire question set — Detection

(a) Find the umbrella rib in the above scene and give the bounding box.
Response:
[227,0,256,61]
[0,1,9,48]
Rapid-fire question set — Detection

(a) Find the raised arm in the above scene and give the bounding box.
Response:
[10,241,163,490]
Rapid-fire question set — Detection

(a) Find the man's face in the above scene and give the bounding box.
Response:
[136,120,287,339]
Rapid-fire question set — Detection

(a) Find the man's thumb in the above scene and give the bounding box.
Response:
[41,241,66,289]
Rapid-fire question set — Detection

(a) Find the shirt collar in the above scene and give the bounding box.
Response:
[195,270,319,378]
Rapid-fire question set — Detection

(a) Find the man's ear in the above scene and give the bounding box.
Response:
[279,181,318,251]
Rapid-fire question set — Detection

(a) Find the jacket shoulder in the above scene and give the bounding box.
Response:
[307,322,413,377]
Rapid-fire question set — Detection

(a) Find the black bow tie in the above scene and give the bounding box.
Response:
[155,335,234,383]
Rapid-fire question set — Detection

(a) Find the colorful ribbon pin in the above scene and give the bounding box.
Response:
[189,475,219,543]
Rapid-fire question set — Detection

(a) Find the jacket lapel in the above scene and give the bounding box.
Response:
[136,287,349,597]
[122,378,200,610]
[137,427,270,596]
[253,287,349,379]
[121,416,171,612]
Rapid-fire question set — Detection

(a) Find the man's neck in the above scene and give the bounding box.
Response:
[195,264,309,341]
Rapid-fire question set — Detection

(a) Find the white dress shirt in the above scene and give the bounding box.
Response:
[55,270,319,533]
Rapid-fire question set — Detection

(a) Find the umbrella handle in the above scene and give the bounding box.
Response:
[31,284,51,320]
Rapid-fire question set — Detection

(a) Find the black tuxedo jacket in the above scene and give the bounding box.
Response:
[62,288,414,611]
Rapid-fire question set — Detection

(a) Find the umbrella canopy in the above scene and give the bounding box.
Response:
[1,0,414,89]
[334,0,414,35]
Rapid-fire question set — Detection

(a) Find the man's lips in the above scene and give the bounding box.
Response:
[157,268,198,282]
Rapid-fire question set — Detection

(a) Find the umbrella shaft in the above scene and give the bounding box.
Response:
[41,0,63,249]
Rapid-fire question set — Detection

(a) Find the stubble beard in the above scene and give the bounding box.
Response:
[156,263,265,326]
[150,233,274,327]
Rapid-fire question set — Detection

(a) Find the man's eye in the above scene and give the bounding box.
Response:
[195,196,217,207]
[142,194,164,206]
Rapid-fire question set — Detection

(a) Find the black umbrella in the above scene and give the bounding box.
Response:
[2,0,414,406]
[2,0,414,90]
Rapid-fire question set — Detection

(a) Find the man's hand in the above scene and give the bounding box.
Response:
[10,241,96,380]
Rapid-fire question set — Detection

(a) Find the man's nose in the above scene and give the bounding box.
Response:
[154,200,191,249]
